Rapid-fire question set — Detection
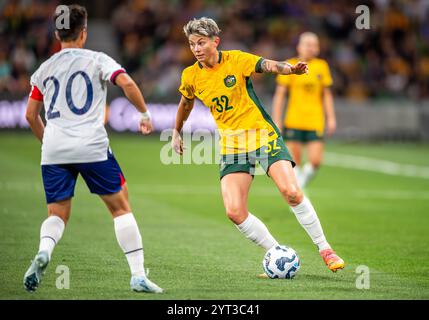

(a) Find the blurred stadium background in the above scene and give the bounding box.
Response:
[1,0,429,139]
[1,0,429,300]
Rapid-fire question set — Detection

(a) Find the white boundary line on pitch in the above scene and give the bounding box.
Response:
[130,186,429,200]
[1,182,429,200]
[324,152,429,179]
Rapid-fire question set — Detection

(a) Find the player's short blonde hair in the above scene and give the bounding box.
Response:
[183,17,221,38]
[299,32,319,43]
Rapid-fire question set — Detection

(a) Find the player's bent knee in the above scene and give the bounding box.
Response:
[111,208,131,218]
[101,189,132,217]
[277,185,289,198]
[287,190,304,206]
[278,185,303,206]
[109,200,132,217]
[225,205,248,224]
[278,185,298,198]
[47,201,71,224]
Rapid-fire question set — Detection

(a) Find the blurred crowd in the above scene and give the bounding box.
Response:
[0,1,61,98]
[1,0,429,102]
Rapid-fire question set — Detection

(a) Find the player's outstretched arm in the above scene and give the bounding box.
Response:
[115,73,153,135]
[25,98,44,143]
[172,95,195,155]
[260,59,308,76]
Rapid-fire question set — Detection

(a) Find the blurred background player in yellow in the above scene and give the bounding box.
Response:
[172,18,344,274]
[272,32,336,189]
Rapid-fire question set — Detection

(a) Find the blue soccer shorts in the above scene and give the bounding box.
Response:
[41,149,126,204]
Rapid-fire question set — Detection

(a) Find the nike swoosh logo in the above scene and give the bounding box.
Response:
[198,90,205,95]
[271,151,281,156]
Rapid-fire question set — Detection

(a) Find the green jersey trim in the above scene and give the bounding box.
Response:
[245,77,281,137]
[255,57,264,73]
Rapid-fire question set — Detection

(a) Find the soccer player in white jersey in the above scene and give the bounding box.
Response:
[23,5,162,294]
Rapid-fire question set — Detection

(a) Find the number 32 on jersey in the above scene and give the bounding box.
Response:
[210,95,233,113]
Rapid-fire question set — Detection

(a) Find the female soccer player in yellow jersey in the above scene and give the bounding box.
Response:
[272,32,336,189]
[172,18,344,273]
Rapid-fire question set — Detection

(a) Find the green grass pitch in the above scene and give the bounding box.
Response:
[0,132,428,299]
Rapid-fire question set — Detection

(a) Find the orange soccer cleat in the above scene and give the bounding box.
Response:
[320,249,345,272]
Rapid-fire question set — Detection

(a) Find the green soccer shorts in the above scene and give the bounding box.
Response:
[283,128,324,143]
[219,137,296,179]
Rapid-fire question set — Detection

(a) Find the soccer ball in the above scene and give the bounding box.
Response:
[262,245,300,279]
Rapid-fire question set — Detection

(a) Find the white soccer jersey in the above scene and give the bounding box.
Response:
[30,48,125,165]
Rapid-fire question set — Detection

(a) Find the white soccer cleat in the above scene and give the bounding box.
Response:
[130,275,163,294]
[23,251,50,292]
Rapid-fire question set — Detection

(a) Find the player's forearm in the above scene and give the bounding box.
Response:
[323,89,335,121]
[27,116,45,143]
[116,73,148,113]
[174,97,194,134]
[261,59,293,75]
[122,82,149,113]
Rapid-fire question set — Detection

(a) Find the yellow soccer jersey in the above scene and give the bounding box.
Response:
[276,57,333,132]
[179,50,279,155]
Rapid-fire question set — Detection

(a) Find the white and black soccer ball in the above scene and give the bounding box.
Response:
[262,245,300,279]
